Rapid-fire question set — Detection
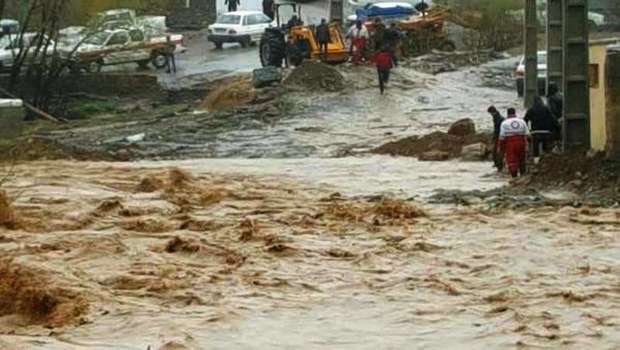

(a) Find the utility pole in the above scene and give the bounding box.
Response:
[524,0,538,108]
[562,0,590,150]
[546,0,563,93]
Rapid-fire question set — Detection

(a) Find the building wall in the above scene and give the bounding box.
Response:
[589,43,608,151]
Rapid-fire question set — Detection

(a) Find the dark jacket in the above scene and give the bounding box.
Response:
[524,98,559,133]
[384,28,400,46]
[225,0,240,11]
[491,111,504,140]
[316,23,331,43]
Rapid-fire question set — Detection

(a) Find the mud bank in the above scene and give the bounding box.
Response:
[0,162,618,349]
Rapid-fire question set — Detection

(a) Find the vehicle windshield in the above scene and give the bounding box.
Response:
[0,36,10,48]
[217,15,241,24]
[84,31,110,45]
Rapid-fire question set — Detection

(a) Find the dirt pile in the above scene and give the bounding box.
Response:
[284,61,345,92]
[0,260,88,327]
[525,151,620,199]
[373,131,491,160]
[0,190,16,228]
[202,77,257,111]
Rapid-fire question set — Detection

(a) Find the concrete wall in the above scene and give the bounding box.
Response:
[589,43,608,151]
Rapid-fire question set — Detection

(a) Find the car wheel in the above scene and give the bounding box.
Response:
[438,40,456,52]
[151,52,168,69]
[240,37,251,48]
[259,30,285,67]
[214,41,223,49]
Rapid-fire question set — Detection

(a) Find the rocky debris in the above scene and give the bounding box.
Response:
[403,50,498,75]
[284,61,345,92]
[419,150,450,161]
[373,119,492,161]
[252,67,282,88]
[460,142,488,161]
[448,118,476,136]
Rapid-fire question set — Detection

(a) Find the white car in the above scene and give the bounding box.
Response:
[0,33,56,71]
[515,51,547,97]
[207,11,273,49]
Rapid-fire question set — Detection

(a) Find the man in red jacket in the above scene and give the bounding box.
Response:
[499,108,530,178]
[375,46,394,94]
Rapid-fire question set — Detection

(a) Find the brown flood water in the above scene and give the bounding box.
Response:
[0,159,619,349]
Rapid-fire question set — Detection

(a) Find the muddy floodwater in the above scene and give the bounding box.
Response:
[1,159,619,350]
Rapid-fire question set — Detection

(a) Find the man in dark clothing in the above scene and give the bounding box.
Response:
[376,46,394,94]
[373,18,386,51]
[262,0,274,20]
[384,22,401,66]
[287,15,302,28]
[316,18,331,61]
[164,35,177,74]
[524,96,560,157]
[415,0,429,15]
[546,82,563,142]
[547,82,563,120]
[225,0,240,12]
[488,105,504,171]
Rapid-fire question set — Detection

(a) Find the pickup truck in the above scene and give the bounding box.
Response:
[65,27,184,73]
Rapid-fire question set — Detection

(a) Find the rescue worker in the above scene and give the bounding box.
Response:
[487,105,504,171]
[375,46,394,94]
[499,108,530,178]
[346,20,369,64]
[225,0,240,12]
[415,0,430,15]
[524,96,559,157]
[262,0,275,20]
[373,17,386,51]
[164,35,176,74]
[316,18,331,61]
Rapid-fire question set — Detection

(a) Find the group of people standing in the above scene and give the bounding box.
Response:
[344,18,402,94]
[488,83,564,178]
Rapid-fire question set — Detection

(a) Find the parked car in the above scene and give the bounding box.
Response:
[62,27,184,73]
[515,51,547,97]
[0,33,56,71]
[207,11,273,49]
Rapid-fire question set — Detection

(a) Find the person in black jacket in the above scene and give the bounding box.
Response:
[488,105,504,171]
[316,19,331,61]
[225,0,240,12]
[524,96,560,157]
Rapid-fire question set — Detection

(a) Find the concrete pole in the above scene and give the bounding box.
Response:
[524,0,538,108]
[605,48,620,159]
[562,0,590,150]
[546,0,563,94]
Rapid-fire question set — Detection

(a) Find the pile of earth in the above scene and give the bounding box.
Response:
[403,50,503,75]
[373,118,492,161]
[283,61,345,92]
[524,151,620,198]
